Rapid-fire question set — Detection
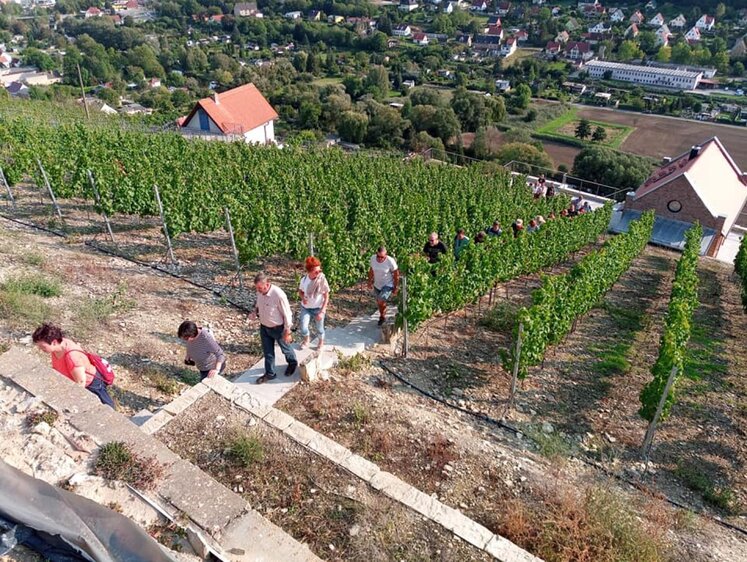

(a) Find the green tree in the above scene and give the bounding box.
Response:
[671,42,692,64]
[513,84,531,110]
[617,40,643,61]
[495,142,553,169]
[338,111,368,143]
[575,119,592,140]
[591,126,607,143]
[655,46,672,63]
[638,31,658,54]
[572,146,652,190]
[410,87,445,107]
[365,65,389,100]
[734,61,745,77]
[23,47,56,71]
[450,87,489,132]
[292,51,308,73]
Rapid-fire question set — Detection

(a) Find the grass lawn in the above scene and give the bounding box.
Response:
[537,108,635,149]
[312,77,343,86]
[501,47,541,68]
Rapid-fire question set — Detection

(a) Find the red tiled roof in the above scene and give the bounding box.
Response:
[182,83,278,135]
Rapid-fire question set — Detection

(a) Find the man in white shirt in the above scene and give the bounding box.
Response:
[252,272,298,383]
[367,246,400,326]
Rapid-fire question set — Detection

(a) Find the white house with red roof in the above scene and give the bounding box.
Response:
[178,83,278,144]
[629,10,644,24]
[84,7,103,18]
[695,14,715,31]
[412,32,429,45]
[685,26,701,43]
[648,12,664,27]
[618,138,747,258]
[669,14,687,29]
[501,37,517,57]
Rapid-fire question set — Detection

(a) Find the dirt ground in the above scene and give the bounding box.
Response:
[157,392,492,562]
[575,106,747,167]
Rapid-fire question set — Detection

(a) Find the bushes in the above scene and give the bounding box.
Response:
[511,211,654,378]
[639,224,702,422]
[735,235,747,311]
[572,145,653,190]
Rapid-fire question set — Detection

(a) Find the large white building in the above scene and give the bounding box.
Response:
[584,60,702,90]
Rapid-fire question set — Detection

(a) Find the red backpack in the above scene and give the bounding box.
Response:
[64,349,115,386]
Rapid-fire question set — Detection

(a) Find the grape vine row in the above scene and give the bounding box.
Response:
[734,234,747,312]
[639,223,702,422]
[510,211,655,378]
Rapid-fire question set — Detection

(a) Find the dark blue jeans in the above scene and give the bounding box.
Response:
[260,324,297,377]
[87,375,115,408]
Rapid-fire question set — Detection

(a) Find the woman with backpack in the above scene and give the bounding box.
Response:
[32,323,116,408]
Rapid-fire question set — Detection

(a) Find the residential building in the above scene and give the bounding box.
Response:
[496,2,511,16]
[648,12,664,27]
[399,0,419,11]
[618,138,747,257]
[629,10,644,24]
[584,60,702,89]
[609,8,625,22]
[555,30,569,43]
[412,32,429,45]
[565,18,581,31]
[393,24,412,37]
[516,30,528,42]
[581,4,605,18]
[443,2,454,14]
[495,79,511,91]
[545,41,562,55]
[487,15,502,26]
[486,25,504,38]
[472,34,502,54]
[731,35,747,59]
[308,10,321,21]
[564,41,593,62]
[178,83,278,144]
[233,2,258,17]
[695,14,715,31]
[457,33,473,47]
[6,81,29,97]
[470,0,488,11]
[685,26,701,43]
[328,15,344,23]
[655,24,671,46]
[84,6,103,17]
[669,14,686,29]
[625,24,639,38]
[588,22,608,33]
[284,11,302,19]
[501,37,517,57]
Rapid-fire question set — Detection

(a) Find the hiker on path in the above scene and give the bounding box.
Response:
[368,246,399,326]
[178,320,226,381]
[252,272,298,384]
[423,232,447,264]
[32,323,115,408]
[453,229,470,259]
[298,256,330,350]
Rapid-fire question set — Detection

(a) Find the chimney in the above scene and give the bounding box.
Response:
[213,93,219,104]
[689,145,701,160]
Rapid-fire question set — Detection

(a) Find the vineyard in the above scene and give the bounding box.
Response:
[0,114,576,291]
[639,223,702,423]
[510,211,655,378]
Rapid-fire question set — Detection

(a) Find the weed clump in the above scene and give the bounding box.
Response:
[675,461,741,514]
[479,301,520,332]
[150,372,180,396]
[335,352,370,376]
[1,274,62,298]
[227,431,265,467]
[26,410,59,427]
[76,283,135,327]
[93,441,163,490]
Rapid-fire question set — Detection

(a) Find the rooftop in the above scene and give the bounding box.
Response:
[585,60,702,79]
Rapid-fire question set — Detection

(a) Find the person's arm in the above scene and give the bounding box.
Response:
[279,290,293,332]
[66,352,89,386]
[206,333,225,377]
[367,267,374,288]
[392,269,400,295]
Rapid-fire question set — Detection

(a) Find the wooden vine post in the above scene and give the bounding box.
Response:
[641,365,678,461]
[508,322,523,409]
[224,207,243,289]
[36,159,63,221]
[153,184,176,265]
[0,167,14,208]
[401,275,409,358]
[87,170,115,243]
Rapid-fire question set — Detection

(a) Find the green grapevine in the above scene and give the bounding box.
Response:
[735,234,747,311]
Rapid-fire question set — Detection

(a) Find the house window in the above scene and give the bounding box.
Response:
[198,110,210,131]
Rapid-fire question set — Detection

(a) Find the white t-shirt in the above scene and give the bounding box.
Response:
[299,275,325,309]
[370,255,398,289]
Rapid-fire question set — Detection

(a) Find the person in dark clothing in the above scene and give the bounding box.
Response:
[486,221,502,237]
[511,219,524,238]
[475,231,486,244]
[423,232,447,264]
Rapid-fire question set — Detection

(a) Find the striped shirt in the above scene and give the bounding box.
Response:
[186,329,225,371]
[256,284,293,329]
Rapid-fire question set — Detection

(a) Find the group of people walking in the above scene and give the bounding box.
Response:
[31,183,594,404]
